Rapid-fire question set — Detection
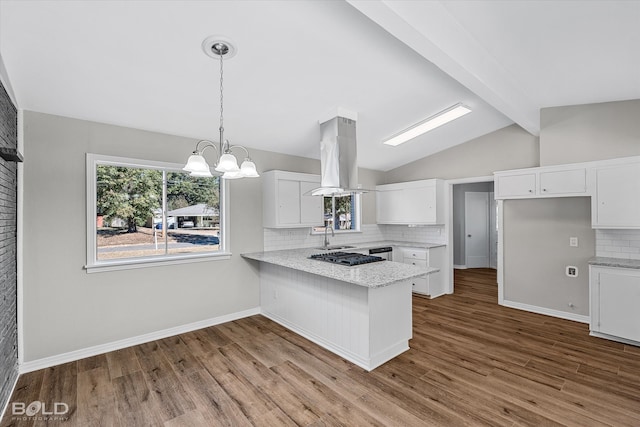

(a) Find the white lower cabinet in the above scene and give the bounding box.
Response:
[590,266,640,344]
[399,246,445,298]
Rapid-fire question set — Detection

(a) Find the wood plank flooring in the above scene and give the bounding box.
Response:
[3,268,640,426]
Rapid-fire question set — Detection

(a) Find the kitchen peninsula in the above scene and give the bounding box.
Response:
[242,248,438,371]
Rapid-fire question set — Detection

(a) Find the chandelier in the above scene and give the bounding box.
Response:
[183,36,259,179]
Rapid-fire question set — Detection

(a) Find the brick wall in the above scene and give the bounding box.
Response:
[0,79,18,413]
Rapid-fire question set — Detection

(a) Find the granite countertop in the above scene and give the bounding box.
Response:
[241,247,438,289]
[589,257,640,270]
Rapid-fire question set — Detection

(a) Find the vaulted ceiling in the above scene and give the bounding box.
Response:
[1,1,638,171]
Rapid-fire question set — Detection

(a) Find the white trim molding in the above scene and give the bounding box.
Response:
[445,175,495,295]
[19,307,260,374]
[502,299,589,324]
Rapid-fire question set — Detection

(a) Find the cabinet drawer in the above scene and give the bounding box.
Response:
[405,259,427,268]
[401,249,427,260]
[411,276,428,294]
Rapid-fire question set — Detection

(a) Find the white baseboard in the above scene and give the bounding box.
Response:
[19,307,260,374]
[590,331,640,347]
[428,290,447,299]
[453,264,467,269]
[501,299,589,324]
[1,369,19,422]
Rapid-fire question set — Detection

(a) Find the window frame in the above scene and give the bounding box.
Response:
[85,153,230,273]
[311,193,362,234]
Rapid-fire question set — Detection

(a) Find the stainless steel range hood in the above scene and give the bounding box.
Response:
[310,116,366,196]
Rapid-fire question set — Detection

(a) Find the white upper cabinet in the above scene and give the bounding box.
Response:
[263,170,323,228]
[539,169,587,195]
[592,162,640,228]
[494,155,640,228]
[376,179,444,225]
[495,173,536,198]
[495,166,588,199]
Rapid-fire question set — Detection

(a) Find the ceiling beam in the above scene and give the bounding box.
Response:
[347,0,540,136]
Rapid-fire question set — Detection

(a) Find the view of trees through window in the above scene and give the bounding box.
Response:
[95,164,220,261]
[323,194,355,230]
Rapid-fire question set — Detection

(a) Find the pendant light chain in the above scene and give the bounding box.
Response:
[219,48,224,131]
[219,44,225,150]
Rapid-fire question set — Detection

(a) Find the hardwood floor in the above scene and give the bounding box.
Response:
[3,268,640,426]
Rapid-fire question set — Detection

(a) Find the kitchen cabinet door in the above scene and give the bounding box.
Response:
[376,188,404,224]
[300,180,323,225]
[593,163,640,228]
[539,169,586,195]
[591,267,640,343]
[495,173,536,198]
[426,246,446,297]
[263,170,323,228]
[376,179,444,224]
[277,179,301,225]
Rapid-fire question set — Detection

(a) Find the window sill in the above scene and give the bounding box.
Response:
[84,252,232,273]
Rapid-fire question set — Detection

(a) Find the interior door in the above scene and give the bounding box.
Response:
[465,192,490,268]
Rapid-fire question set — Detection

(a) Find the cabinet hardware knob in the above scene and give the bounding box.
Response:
[528,189,533,193]
[467,234,472,237]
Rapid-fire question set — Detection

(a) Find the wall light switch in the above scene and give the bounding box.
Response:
[569,237,578,247]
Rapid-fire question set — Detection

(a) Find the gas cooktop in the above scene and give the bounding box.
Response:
[309,251,385,266]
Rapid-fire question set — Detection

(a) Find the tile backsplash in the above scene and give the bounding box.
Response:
[596,229,640,260]
[263,224,446,251]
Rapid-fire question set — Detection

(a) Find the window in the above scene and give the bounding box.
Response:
[314,193,360,233]
[86,154,227,272]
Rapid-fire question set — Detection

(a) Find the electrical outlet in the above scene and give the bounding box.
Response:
[569,237,578,247]
[566,266,578,277]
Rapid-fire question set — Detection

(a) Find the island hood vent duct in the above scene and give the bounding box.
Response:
[310,116,367,197]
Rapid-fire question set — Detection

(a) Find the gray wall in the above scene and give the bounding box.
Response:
[384,124,539,183]
[0,78,18,411]
[540,99,640,166]
[20,111,381,362]
[452,182,494,266]
[503,198,594,316]
[500,99,639,316]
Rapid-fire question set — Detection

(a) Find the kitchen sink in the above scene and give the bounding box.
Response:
[314,245,356,251]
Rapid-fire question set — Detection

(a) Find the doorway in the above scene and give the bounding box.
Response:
[446,178,497,294]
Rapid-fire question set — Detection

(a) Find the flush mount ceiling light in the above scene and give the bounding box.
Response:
[382,103,472,147]
[183,36,259,179]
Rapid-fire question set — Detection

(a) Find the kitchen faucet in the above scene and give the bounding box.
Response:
[323,225,334,248]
